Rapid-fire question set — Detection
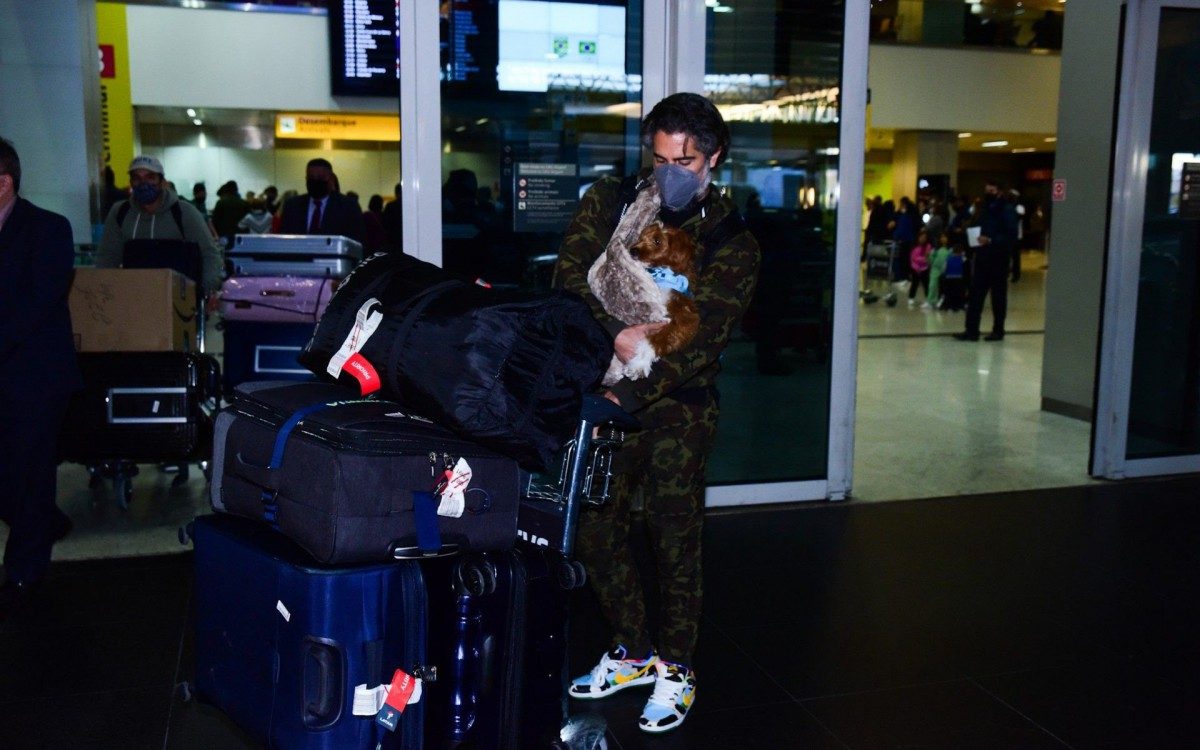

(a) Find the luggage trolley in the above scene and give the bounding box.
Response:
[862,240,903,307]
[62,240,221,508]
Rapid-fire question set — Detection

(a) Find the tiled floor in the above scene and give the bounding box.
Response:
[2,475,1199,748]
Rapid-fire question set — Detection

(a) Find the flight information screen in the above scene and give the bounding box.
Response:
[329,0,400,97]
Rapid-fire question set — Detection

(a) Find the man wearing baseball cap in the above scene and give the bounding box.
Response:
[96,155,223,297]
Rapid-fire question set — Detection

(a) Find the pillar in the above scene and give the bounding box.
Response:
[891,130,958,203]
[0,0,102,242]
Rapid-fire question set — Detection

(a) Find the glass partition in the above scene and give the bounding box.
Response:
[438,0,642,289]
[870,0,1064,50]
[703,2,845,484]
[1125,8,1200,459]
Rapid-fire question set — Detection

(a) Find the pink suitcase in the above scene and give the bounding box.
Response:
[218,277,336,323]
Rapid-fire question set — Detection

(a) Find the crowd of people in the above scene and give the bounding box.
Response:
[99,159,406,259]
[863,182,1041,341]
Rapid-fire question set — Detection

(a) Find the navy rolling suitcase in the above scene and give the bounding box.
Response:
[191,514,429,749]
[221,320,318,391]
[419,396,640,750]
[422,547,570,750]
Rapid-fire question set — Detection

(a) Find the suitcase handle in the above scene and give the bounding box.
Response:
[303,637,344,729]
[261,289,297,298]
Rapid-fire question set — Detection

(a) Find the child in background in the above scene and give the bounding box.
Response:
[908,229,934,308]
[940,244,967,311]
[927,233,953,309]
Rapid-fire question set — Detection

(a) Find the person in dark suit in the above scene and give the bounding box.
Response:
[278,158,365,243]
[0,137,80,617]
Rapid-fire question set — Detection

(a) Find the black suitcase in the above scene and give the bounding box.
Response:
[420,547,571,750]
[211,381,522,564]
[191,513,428,749]
[59,351,219,463]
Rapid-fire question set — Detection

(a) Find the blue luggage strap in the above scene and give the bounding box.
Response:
[261,399,442,554]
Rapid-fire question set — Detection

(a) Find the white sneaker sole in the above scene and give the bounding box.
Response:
[568,673,657,699]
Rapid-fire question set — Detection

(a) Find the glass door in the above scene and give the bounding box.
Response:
[1093,0,1200,478]
[401,1,868,503]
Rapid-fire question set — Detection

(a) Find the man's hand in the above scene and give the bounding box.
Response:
[613,322,666,363]
[978,235,991,246]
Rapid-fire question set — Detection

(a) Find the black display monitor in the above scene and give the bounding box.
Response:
[328,0,400,97]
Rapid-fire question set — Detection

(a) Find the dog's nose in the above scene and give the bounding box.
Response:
[630,249,640,260]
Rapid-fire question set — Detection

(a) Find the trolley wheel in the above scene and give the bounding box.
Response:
[455,558,497,597]
[557,559,585,590]
[177,521,195,546]
[113,475,133,510]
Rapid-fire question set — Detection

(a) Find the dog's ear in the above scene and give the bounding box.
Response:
[661,226,698,275]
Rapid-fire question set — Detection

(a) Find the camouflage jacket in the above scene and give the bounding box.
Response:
[553,171,761,413]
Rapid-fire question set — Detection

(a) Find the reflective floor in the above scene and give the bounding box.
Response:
[2,476,1198,748]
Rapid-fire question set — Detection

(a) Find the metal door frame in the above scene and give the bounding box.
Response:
[1093,0,1200,478]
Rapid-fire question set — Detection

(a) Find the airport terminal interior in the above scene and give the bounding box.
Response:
[3,0,1200,746]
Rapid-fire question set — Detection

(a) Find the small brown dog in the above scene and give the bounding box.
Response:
[595,222,701,384]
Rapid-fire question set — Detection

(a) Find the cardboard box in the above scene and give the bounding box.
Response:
[69,268,197,352]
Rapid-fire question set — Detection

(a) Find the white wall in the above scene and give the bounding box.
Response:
[869,44,1060,134]
[1040,1,1124,419]
[1,0,101,242]
[125,5,396,113]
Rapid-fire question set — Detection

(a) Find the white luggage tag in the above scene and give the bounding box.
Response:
[326,297,383,378]
[435,457,472,518]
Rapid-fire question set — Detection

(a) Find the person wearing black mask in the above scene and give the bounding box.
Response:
[278,158,364,243]
[96,155,223,297]
[552,92,760,734]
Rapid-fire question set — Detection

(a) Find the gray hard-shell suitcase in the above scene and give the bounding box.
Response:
[228,234,363,278]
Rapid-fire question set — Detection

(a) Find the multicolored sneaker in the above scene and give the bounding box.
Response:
[638,661,696,733]
[568,645,659,699]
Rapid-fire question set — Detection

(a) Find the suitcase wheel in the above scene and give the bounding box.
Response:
[177,522,194,546]
[454,558,497,597]
[557,559,587,591]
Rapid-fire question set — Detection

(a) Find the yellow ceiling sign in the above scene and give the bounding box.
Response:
[275,113,400,142]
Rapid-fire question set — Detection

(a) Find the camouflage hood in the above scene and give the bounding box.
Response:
[586,177,667,325]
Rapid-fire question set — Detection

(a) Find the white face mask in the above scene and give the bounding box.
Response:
[654,163,711,211]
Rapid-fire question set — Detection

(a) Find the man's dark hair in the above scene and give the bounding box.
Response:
[307,158,333,172]
[0,137,21,193]
[394,182,402,198]
[640,93,731,167]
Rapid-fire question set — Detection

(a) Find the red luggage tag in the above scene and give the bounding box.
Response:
[375,668,419,732]
[341,352,381,395]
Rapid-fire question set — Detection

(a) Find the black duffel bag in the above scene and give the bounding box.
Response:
[298,252,612,471]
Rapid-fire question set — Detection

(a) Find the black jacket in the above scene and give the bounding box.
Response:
[279,193,365,243]
[0,198,83,397]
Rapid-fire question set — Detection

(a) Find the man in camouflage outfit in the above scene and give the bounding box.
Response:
[553,93,760,734]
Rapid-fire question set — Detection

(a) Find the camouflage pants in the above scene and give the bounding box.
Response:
[575,395,718,667]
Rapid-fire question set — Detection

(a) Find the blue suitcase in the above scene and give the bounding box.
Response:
[221,320,318,391]
[191,514,428,749]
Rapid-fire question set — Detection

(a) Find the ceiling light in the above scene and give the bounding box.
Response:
[475,118,489,125]
[186,108,197,117]
[958,132,972,138]
[192,118,202,126]
[1012,147,1037,153]
[713,5,733,11]
[1044,136,1058,142]
[982,140,1008,148]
